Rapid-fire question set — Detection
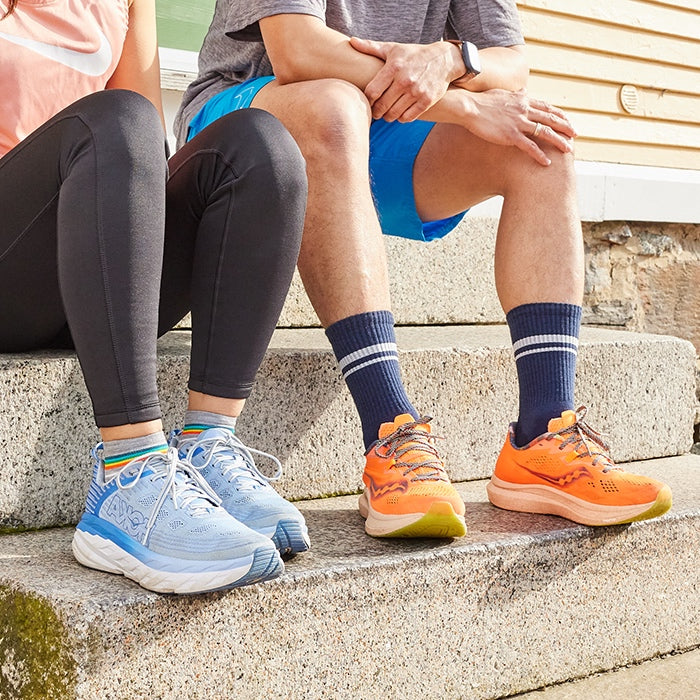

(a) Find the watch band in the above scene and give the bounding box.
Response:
[448,39,482,80]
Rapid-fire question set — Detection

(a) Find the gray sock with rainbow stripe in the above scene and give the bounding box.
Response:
[102,431,168,472]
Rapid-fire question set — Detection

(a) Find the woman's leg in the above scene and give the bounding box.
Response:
[0,89,166,430]
[0,91,282,591]
[160,109,309,555]
[159,108,306,399]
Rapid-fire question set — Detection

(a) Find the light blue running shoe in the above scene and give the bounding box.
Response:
[170,428,310,557]
[72,445,283,594]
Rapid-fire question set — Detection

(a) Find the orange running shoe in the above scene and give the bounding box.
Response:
[487,407,672,526]
[359,414,466,538]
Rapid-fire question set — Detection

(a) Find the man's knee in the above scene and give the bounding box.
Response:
[499,142,577,198]
[285,79,372,161]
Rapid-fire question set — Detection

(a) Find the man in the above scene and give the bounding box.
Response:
[175,0,672,539]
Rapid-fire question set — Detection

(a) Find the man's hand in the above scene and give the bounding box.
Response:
[350,37,463,122]
[463,89,576,166]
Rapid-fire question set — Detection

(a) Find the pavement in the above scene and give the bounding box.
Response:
[512,647,700,699]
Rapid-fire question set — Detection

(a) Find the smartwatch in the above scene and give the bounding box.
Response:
[450,40,482,80]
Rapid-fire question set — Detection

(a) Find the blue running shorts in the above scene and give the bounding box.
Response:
[186,76,468,242]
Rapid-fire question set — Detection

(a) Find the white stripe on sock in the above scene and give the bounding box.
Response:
[512,334,579,353]
[342,354,399,379]
[338,342,398,372]
[514,346,578,361]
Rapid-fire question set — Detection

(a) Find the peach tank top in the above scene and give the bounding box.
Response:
[0,0,128,157]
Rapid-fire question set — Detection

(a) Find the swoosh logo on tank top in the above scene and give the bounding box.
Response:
[0,27,113,76]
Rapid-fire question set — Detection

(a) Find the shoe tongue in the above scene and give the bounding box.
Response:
[378,413,427,439]
[547,410,577,432]
[189,427,233,460]
[199,427,234,439]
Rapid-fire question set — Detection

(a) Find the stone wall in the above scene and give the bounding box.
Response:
[582,221,700,444]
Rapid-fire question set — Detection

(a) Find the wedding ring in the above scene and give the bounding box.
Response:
[532,122,542,138]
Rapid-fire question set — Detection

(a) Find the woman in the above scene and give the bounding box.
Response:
[0,0,308,593]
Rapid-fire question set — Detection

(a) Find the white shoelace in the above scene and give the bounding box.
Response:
[185,433,282,491]
[100,446,222,545]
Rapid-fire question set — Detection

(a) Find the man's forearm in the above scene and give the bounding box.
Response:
[261,15,384,89]
[451,46,529,93]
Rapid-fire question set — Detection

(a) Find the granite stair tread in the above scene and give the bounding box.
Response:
[1,325,695,531]
[1,454,698,699]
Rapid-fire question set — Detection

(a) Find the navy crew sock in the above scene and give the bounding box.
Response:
[506,302,582,446]
[325,311,419,449]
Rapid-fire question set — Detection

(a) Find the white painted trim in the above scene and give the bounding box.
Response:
[159,47,198,75]
[159,48,198,91]
[574,161,700,224]
[469,162,700,224]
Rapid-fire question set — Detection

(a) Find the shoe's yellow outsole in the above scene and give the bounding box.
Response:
[373,501,467,539]
[602,486,673,526]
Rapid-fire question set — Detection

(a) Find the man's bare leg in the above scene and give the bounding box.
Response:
[252,79,390,326]
[252,78,423,444]
[413,122,583,312]
[252,79,466,538]
[414,122,583,444]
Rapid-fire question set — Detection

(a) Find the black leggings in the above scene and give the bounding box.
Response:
[0,90,306,427]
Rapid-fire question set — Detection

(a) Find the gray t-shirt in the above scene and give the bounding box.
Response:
[175,0,524,145]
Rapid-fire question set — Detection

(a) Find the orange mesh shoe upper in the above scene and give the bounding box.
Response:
[363,414,465,517]
[494,407,669,507]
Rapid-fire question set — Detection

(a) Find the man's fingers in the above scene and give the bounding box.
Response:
[515,133,551,166]
[365,67,395,106]
[527,101,577,136]
[383,94,417,122]
[350,36,388,59]
[528,120,574,153]
[398,99,430,123]
[529,108,576,138]
[372,86,410,120]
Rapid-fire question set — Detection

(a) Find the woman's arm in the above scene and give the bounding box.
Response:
[106,0,165,129]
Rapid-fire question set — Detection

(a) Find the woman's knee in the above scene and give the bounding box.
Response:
[195,109,308,209]
[67,90,166,163]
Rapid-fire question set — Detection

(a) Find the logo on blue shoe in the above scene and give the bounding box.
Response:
[104,496,147,537]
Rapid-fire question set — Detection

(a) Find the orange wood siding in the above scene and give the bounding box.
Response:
[517,0,700,169]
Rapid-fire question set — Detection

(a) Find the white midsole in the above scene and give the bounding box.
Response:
[358,491,462,536]
[72,530,256,594]
[486,475,662,526]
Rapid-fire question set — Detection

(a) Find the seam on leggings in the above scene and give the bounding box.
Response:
[168,147,241,181]
[0,191,60,263]
[78,115,132,422]
[0,112,82,263]
[95,400,162,428]
[188,378,254,400]
[201,184,236,387]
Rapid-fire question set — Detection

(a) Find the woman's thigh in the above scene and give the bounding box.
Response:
[0,122,67,351]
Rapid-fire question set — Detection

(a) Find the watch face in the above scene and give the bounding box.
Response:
[463,41,481,74]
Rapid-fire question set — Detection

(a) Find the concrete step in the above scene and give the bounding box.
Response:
[1,454,698,700]
[175,214,501,330]
[283,215,502,328]
[0,326,695,532]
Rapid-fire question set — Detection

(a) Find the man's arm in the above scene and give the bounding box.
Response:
[350,39,528,121]
[260,14,384,89]
[260,13,573,167]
